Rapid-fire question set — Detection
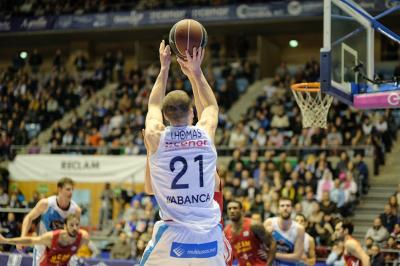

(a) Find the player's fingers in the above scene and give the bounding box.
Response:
[200,47,205,62]
[193,47,197,60]
[177,58,185,67]
[159,40,165,54]
[185,50,192,62]
[164,45,171,55]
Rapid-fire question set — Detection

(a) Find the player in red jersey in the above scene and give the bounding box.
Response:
[333,220,370,266]
[225,200,276,266]
[0,213,88,266]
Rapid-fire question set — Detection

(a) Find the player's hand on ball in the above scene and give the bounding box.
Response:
[179,47,204,77]
[159,40,171,69]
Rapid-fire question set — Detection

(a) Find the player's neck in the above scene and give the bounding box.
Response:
[56,196,70,210]
[171,122,188,127]
[278,217,292,231]
[60,231,78,245]
[232,217,244,233]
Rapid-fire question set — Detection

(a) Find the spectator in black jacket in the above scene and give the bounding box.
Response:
[379,204,397,233]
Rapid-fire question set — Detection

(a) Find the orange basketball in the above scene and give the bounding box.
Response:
[169,19,207,60]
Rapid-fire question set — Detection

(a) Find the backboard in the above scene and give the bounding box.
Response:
[320,0,400,109]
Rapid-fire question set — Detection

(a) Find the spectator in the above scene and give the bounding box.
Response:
[320,191,337,215]
[365,217,389,247]
[354,153,369,194]
[74,51,88,72]
[388,195,399,215]
[316,170,334,201]
[369,244,385,266]
[110,231,131,259]
[0,212,20,251]
[29,49,43,73]
[228,123,247,148]
[301,190,317,218]
[330,179,346,211]
[394,184,400,203]
[0,185,8,207]
[27,191,40,208]
[99,183,113,230]
[53,49,63,70]
[379,204,397,233]
[384,236,399,263]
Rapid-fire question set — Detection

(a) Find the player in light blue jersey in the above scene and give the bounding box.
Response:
[17,177,81,266]
[264,197,305,266]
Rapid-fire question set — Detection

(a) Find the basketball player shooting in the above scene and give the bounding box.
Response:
[141,41,224,265]
[0,213,88,266]
[333,220,370,266]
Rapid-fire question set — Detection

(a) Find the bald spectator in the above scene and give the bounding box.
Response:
[365,217,389,247]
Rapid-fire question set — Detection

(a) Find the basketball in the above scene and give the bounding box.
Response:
[169,19,208,60]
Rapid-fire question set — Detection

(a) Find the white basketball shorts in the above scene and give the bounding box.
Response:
[140,221,227,266]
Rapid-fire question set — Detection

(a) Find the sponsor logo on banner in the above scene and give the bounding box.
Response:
[93,14,108,27]
[191,7,230,20]
[388,92,400,106]
[0,21,11,31]
[236,4,272,19]
[149,9,186,23]
[112,11,143,26]
[21,17,48,30]
[61,160,100,170]
[170,241,218,258]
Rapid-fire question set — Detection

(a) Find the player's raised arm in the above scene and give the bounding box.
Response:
[1,231,52,247]
[142,129,154,195]
[179,47,218,140]
[18,198,48,251]
[145,40,171,154]
[250,224,276,266]
[345,238,370,266]
[177,55,204,119]
[275,226,305,262]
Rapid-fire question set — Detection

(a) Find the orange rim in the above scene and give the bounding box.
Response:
[291,82,320,92]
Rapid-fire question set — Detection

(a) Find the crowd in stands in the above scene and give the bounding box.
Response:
[43,45,257,155]
[0,48,109,161]
[1,0,303,18]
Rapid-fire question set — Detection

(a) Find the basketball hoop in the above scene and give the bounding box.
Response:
[291,82,333,129]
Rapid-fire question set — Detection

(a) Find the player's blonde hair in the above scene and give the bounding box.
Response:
[162,90,192,123]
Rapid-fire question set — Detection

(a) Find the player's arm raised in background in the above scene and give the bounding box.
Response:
[144,40,171,155]
[263,218,305,262]
[1,231,52,247]
[178,47,218,141]
[277,226,305,262]
[17,198,48,251]
[345,238,370,266]
[251,224,276,266]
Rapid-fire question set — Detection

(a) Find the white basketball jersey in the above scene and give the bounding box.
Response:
[39,195,79,235]
[149,125,220,232]
[271,217,300,266]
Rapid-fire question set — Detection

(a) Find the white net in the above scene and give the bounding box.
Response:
[291,84,333,128]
